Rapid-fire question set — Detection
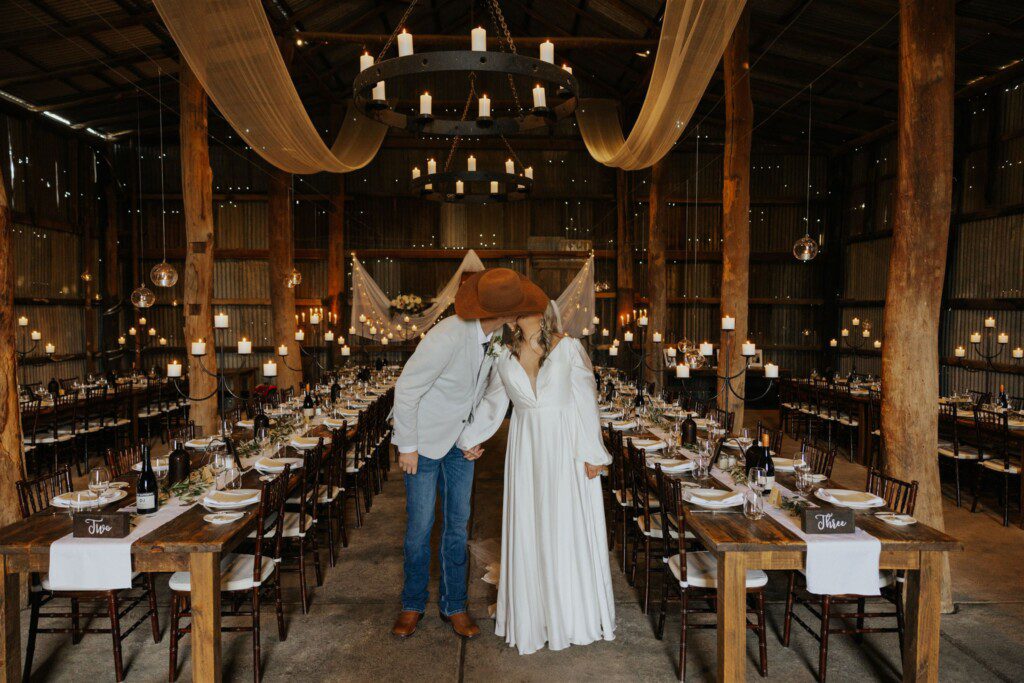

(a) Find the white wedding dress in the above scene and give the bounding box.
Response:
[461,337,615,655]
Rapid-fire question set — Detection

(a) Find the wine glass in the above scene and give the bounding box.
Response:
[88,466,111,498]
[794,463,814,496]
[211,451,232,490]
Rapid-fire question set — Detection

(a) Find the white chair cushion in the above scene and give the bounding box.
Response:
[318,485,343,503]
[981,460,1020,475]
[248,511,313,539]
[168,553,275,592]
[635,514,695,540]
[41,572,140,592]
[937,442,979,460]
[668,551,768,589]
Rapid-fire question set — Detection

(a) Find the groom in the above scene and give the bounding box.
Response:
[391,268,548,639]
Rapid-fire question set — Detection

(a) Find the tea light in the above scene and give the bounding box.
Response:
[829,338,838,347]
[191,340,207,356]
[214,312,229,329]
[277,344,289,356]
[237,338,252,355]
[30,330,41,341]
[381,336,390,346]
[623,331,634,342]
[167,360,182,378]
[397,28,413,57]
[954,345,966,358]
[612,338,620,346]
[1013,347,1024,359]
[532,84,546,108]
[638,315,648,327]
[676,363,690,378]
[666,347,677,358]
[970,331,982,343]
[138,316,146,325]
[324,330,335,342]
[984,316,996,328]
[477,95,490,119]
[419,91,432,116]
[295,329,305,341]
[359,51,373,71]
[562,63,573,74]
[592,315,600,325]
[369,326,377,336]
[262,360,278,377]
[652,332,662,343]
[741,341,756,357]
[539,39,554,63]
[471,26,486,51]
[349,326,357,335]
[608,346,619,357]
[997,332,1009,345]
[310,311,321,325]
[721,316,735,330]
[467,155,477,172]
[17,316,27,327]
[764,363,779,379]
[44,342,55,355]
[700,342,714,356]
[524,166,533,179]
[341,345,351,357]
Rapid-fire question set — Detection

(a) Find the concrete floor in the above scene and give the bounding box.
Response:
[18,412,1024,682]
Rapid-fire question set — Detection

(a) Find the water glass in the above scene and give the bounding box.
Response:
[211,451,232,489]
[749,467,768,495]
[794,464,814,495]
[743,488,764,520]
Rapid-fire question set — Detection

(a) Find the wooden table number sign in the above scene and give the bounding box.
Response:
[72,512,132,539]
[801,506,855,535]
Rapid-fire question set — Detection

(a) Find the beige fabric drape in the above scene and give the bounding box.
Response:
[577,0,746,170]
[154,0,386,174]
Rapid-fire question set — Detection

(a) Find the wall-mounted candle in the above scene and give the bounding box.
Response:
[954,345,966,358]
[372,81,385,100]
[44,342,55,355]
[676,363,689,378]
[1013,347,1024,359]
[478,95,490,118]
[167,360,182,378]
[159,337,167,346]
[562,63,573,74]
[471,26,486,51]
[873,340,882,349]
[397,28,413,56]
[117,335,126,345]
[237,338,252,355]
[764,363,779,379]
[419,91,432,116]
[277,344,289,356]
[722,316,735,330]
[997,332,1009,344]
[667,347,677,358]
[455,180,464,195]
[700,341,714,356]
[490,181,499,194]
[214,312,229,328]
[524,166,533,179]
[262,360,278,377]
[128,327,137,336]
[191,340,207,356]
[841,328,850,337]
[984,316,996,328]
[427,158,437,175]
[741,341,756,357]
[30,330,41,341]
[359,51,373,71]
[532,84,546,108]
[623,331,634,342]
[652,332,662,343]
[862,328,870,337]
[294,329,305,341]
[17,316,27,327]
[851,317,860,326]
[324,330,335,342]
[970,331,982,343]
[539,39,554,63]
[467,155,477,171]
[829,338,838,347]
[608,346,618,356]
[341,345,351,356]
[148,327,156,336]
[602,328,609,337]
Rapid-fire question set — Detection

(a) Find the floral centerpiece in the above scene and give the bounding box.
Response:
[390,293,426,316]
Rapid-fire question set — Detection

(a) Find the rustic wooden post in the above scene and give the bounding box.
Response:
[102,150,122,371]
[645,160,666,390]
[268,167,302,392]
[882,0,955,612]
[615,169,633,371]
[180,64,219,437]
[719,7,752,432]
[0,165,24,508]
[326,172,346,367]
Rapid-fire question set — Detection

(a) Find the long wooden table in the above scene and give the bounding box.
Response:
[0,422,342,682]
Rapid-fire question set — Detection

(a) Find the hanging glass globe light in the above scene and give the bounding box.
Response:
[150,260,179,288]
[130,282,156,309]
[793,234,819,262]
[676,338,705,370]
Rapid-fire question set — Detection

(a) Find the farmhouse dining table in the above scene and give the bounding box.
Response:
[0,419,350,682]
[632,426,962,682]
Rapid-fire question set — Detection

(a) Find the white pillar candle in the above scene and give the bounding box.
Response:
[341,345,351,356]
[148,327,156,336]
[764,363,779,379]
[358,314,367,323]
[214,312,229,329]
[592,316,600,325]
[829,338,838,347]
[700,342,714,356]
[667,347,677,358]
[997,332,1009,344]
[851,317,860,327]
[159,337,167,346]
[467,155,476,172]
[237,338,252,354]
[117,335,126,346]
[369,326,377,335]
[652,332,662,343]
[455,180,464,195]
[954,345,966,358]
[411,166,420,180]
[623,331,634,342]
[562,63,573,74]
[841,328,850,337]
[539,40,554,63]
[372,81,385,100]
[582,327,590,335]
[532,84,546,108]
[524,166,533,179]
[17,316,27,327]
[44,342,55,355]
[490,181,499,194]
[984,316,996,328]
[873,340,882,349]
[471,26,486,51]
[381,336,390,346]
[30,330,41,341]
[263,360,277,377]
[427,158,437,175]
[612,339,620,347]
[359,52,373,71]
[741,341,756,357]
[1013,347,1024,359]
[970,331,982,343]
[419,91,432,116]
[191,341,206,356]
[128,327,137,336]
[722,315,735,330]
[310,312,321,325]
[277,344,289,356]
[324,330,335,342]
[602,328,609,337]
[608,346,618,357]
[167,360,182,378]
[349,326,356,335]
[295,329,305,341]
[862,328,871,337]
[676,363,690,378]
[138,316,146,325]
[478,95,490,118]
[638,315,648,327]
[397,28,413,57]
[505,158,515,174]
[412,324,418,331]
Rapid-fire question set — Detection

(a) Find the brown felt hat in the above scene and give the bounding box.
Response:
[455,268,549,320]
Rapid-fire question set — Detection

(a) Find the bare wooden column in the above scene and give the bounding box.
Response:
[882,0,955,612]
[326,172,346,366]
[615,168,633,370]
[645,160,667,389]
[180,64,219,436]
[719,7,752,432]
[268,167,301,391]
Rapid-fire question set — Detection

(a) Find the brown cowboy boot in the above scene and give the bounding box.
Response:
[440,611,480,639]
[392,611,423,638]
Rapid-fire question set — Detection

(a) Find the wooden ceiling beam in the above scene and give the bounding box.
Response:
[0,47,176,88]
[0,9,160,49]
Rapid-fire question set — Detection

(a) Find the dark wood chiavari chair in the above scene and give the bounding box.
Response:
[168,420,196,445]
[280,440,324,614]
[707,406,735,434]
[800,441,838,478]
[317,426,350,566]
[937,403,980,507]
[20,396,42,477]
[784,469,918,682]
[656,473,768,680]
[626,441,668,614]
[968,389,991,407]
[866,387,883,470]
[969,407,1021,526]
[17,467,160,683]
[168,466,290,683]
[604,424,630,566]
[104,443,144,479]
[827,382,860,460]
[755,420,783,455]
[342,411,372,528]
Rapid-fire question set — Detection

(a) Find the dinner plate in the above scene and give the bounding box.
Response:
[683,488,743,508]
[186,437,225,450]
[876,513,917,526]
[815,488,885,509]
[600,410,624,420]
[52,489,127,509]
[202,489,260,509]
[254,456,303,474]
[647,458,693,472]
[321,418,350,429]
[290,436,331,449]
[204,512,245,525]
[610,420,638,431]
[632,438,667,451]
[132,458,169,472]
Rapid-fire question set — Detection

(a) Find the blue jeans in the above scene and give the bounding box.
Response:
[401,444,474,616]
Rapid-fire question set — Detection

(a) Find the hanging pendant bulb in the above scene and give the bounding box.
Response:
[130,282,156,308]
[150,260,179,288]
[794,84,819,263]
[793,234,819,262]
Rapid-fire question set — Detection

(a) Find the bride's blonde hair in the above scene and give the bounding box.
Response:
[508,302,561,368]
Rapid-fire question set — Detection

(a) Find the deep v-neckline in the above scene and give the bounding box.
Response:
[513,337,565,399]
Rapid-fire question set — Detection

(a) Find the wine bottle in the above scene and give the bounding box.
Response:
[682,412,698,447]
[330,375,342,404]
[136,444,160,514]
[745,433,775,492]
[302,384,315,418]
[998,384,1009,409]
[168,439,190,486]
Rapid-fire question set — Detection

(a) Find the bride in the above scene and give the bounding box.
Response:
[458,302,615,655]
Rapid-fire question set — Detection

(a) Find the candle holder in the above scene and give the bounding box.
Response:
[832,318,873,377]
[950,322,1021,397]
[15,324,42,387]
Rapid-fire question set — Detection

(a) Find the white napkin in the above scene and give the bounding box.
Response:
[816,488,885,509]
[685,488,743,507]
[631,438,666,451]
[609,420,637,431]
[290,436,331,449]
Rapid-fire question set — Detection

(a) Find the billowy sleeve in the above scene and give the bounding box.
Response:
[569,338,612,465]
[456,357,509,451]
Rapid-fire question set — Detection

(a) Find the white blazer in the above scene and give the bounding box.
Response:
[391,316,496,459]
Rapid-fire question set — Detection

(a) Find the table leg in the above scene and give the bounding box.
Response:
[190,552,222,683]
[716,552,746,682]
[0,558,20,683]
[902,551,941,682]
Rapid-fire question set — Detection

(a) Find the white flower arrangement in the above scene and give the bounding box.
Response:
[390,293,425,313]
